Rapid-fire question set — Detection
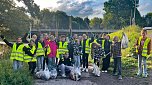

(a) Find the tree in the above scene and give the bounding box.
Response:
[103,0,142,29]
[0,0,30,39]
[84,17,90,28]
[90,17,102,29]
[144,13,152,27]
[17,0,40,18]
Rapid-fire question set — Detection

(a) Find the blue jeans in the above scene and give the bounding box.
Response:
[58,64,73,75]
[37,56,44,71]
[113,57,122,75]
[13,60,23,70]
[48,57,56,71]
[138,54,147,76]
[73,55,80,68]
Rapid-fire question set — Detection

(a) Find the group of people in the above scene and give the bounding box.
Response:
[0,29,151,80]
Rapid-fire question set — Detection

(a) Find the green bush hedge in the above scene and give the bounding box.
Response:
[0,60,33,85]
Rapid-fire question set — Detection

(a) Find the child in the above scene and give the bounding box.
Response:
[24,39,36,74]
[73,39,82,69]
[135,29,151,77]
[58,52,73,77]
[111,36,122,80]
[91,42,104,67]
[48,35,58,71]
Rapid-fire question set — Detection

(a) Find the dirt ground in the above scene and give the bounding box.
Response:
[35,70,152,85]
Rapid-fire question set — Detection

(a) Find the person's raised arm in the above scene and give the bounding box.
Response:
[26,34,30,42]
[0,35,13,47]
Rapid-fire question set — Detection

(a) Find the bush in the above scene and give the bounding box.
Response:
[0,60,33,85]
[109,25,152,77]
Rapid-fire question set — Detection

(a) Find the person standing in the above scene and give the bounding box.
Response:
[35,36,45,71]
[78,36,83,67]
[0,35,25,70]
[24,39,36,74]
[56,35,69,64]
[82,34,94,72]
[43,33,50,70]
[102,35,112,72]
[111,36,122,80]
[73,39,82,70]
[135,29,151,77]
[48,35,58,71]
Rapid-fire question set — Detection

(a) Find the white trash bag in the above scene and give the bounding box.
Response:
[121,32,129,49]
[50,68,57,79]
[42,64,51,80]
[70,68,81,81]
[92,64,100,77]
[35,70,44,79]
[35,63,51,80]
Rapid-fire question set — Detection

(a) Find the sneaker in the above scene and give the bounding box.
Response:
[137,73,142,77]
[118,75,122,80]
[104,70,108,73]
[113,73,117,76]
[82,68,85,72]
[143,74,148,78]
[85,68,88,72]
[102,71,105,73]
[61,74,66,78]
[97,75,100,77]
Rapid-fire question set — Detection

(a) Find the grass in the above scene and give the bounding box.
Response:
[108,25,152,77]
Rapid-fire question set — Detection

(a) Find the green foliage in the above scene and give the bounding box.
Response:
[17,0,40,18]
[0,60,33,85]
[90,17,102,29]
[109,25,149,77]
[144,12,152,27]
[103,0,142,29]
[0,0,30,40]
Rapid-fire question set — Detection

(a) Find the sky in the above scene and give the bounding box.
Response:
[16,0,152,19]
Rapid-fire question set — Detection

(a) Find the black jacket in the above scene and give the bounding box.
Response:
[58,57,72,66]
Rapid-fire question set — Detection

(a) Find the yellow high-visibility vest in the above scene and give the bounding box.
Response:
[56,41,68,58]
[36,42,45,56]
[10,43,25,61]
[84,38,91,53]
[58,41,68,54]
[24,45,36,62]
[44,45,51,56]
[136,37,151,57]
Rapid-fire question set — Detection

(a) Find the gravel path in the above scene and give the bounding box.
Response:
[35,71,152,85]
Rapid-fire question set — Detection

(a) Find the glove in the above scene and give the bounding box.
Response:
[0,35,5,39]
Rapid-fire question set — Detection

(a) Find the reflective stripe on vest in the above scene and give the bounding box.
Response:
[44,45,51,56]
[85,38,91,53]
[36,42,44,56]
[102,40,105,49]
[10,43,24,61]
[24,45,36,62]
[58,41,68,54]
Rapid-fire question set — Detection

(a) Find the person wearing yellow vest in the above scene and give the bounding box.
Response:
[82,34,94,72]
[135,29,151,78]
[35,36,45,71]
[43,33,51,70]
[57,35,69,65]
[0,35,25,70]
[24,39,36,74]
